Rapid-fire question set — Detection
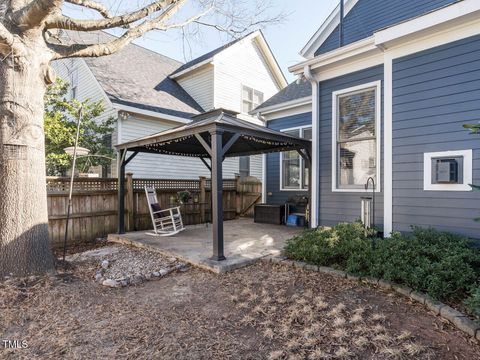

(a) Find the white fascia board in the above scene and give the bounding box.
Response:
[169,59,214,79]
[213,30,287,89]
[374,0,480,49]
[253,34,288,89]
[253,96,312,117]
[290,37,378,75]
[112,103,191,124]
[300,0,360,59]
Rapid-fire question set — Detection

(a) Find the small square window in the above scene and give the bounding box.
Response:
[424,150,472,191]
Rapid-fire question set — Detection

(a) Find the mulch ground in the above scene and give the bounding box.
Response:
[1,260,479,359]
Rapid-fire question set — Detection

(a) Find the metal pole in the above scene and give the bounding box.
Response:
[62,107,83,263]
[210,130,225,261]
[339,0,344,47]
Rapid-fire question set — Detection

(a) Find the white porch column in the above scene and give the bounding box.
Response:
[383,55,393,236]
[305,65,319,228]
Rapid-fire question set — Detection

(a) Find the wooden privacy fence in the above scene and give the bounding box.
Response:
[46,175,262,247]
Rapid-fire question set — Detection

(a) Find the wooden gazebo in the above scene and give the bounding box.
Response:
[115,109,311,261]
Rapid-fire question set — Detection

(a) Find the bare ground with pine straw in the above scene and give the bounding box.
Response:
[1,259,479,360]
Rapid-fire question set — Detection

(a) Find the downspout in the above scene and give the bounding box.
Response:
[303,65,319,228]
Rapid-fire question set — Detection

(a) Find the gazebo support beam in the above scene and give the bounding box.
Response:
[199,157,211,171]
[117,150,138,234]
[210,130,226,261]
[118,149,127,234]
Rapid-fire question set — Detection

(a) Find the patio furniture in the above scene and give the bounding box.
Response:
[254,204,285,225]
[285,196,309,227]
[145,186,185,236]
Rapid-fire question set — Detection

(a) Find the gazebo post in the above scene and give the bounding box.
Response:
[118,149,126,234]
[117,150,138,234]
[210,130,226,261]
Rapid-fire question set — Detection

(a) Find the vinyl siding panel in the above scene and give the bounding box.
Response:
[318,65,384,228]
[121,114,241,179]
[315,0,457,56]
[176,65,214,111]
[266,113,312,205]
[214,39,279,114]
[392,34,480,239]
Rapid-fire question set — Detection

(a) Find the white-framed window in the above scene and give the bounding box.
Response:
[242,85,264,113]
[332,81,381,192]
[280,126,312,191]
[424,150,473,191]
[70,68,79,99]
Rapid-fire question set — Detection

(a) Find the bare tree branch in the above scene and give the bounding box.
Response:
[14,0,63,28]
[0,22,14,50]
[46,0,174,31]
[50,0,193,59]
[65,0,111,18]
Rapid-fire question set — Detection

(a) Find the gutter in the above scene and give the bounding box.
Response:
[113,103,191,124]
[169,59,214,79]
[250,96,312,117]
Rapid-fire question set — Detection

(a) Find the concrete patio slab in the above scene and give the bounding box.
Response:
[107,218,303,273]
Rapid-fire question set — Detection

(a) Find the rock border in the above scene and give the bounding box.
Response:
[263,256,480,341]
[96,259,187,288]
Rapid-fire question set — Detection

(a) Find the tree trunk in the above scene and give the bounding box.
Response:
[0,43,54,276]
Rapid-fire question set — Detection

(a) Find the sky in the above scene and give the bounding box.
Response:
[63,0,340,82]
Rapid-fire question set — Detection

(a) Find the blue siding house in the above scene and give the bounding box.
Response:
[253,0,480,238]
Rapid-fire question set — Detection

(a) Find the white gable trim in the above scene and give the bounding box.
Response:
[171,31,287,89]
[300,0,360,59]
[112,103,191,124]
[213,31,287,89]
[374,0,480,49]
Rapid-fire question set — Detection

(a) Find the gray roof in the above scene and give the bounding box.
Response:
[64,31,204,118]
[170,34,251,77]
[254,80,312,112]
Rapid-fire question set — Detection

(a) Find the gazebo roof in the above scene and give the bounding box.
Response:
[115,109,311,158]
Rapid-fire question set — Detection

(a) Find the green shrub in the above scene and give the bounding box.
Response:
[285,223,480,302]
[465,287,480,319]
[284,221,377,274]
[371,227,480,301]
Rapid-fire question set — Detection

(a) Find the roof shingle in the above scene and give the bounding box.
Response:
[254,80,311,112]
[63,31,204,118]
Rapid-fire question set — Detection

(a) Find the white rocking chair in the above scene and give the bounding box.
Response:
[145,186,185,237]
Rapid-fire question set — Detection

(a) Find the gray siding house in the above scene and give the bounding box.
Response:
[254,0,480,238]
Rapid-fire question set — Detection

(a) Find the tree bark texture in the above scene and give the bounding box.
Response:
[0,38,54,276]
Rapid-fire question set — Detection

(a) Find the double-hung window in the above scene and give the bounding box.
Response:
[280,126,312,190]
[332,81,381,191]
[242,85,264,113]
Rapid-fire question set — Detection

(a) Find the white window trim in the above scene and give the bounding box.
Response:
[424,150,473,191]
[331,80,382,193]
[241,85,264,114]
[280,125,312,191]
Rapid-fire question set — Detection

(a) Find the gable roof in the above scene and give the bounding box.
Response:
[253,81,311,113]
[301,0,359,59]
[169,30,287,88]
[63,31,204,119]
[169,35,248,77]
[301,0,459,59]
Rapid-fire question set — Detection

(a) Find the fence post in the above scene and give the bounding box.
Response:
[126,172,134,232]
[199,176,206,223]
